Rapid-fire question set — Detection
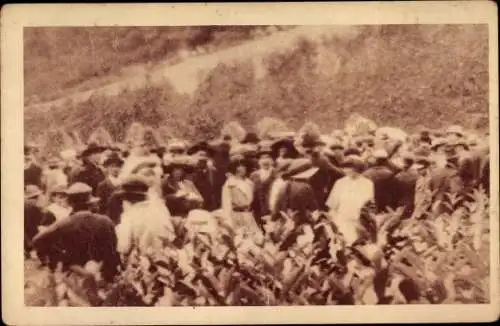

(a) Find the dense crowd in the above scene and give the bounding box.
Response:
[24,118,491,306]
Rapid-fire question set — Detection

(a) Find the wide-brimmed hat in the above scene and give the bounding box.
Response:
[66,182,100,204]
[228,154,252,174]
[163,155,197,174]
[270,137,300,158]
[282,158,319,180]
[113,176,150,198]
[413,147,432,169]
[47,157,63,169]
[167,140,188,154]
[241,132,261,145]
[51,184,68,196]
[229,143,258,158]
[25,185,43,200]
[301,133,326,148]
[80,142,107,158]
[445,125,465,137]
[372,148,389,159]
[186,141,215,157]
[256,141,274,158]
[344,147,362,158]
[102,152,124,167]
[431,138,447,151]
[341,155,366,172]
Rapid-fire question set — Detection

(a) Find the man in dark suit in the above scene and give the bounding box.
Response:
[24,145,43,189]
[393,154,419,219]
[69,143,106,195]
[271,158,320,225]
[363,149,397,213]
[188,142,224,211]
[250,145,277,228]
[96,153,124,214]
[32,183,120,282]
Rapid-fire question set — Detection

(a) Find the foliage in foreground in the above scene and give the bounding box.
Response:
[25,189,491,306]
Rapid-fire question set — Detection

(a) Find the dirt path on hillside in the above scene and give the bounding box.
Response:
[25,26,361,113]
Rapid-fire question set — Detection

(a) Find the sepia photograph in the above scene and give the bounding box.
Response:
[2,2,499,325]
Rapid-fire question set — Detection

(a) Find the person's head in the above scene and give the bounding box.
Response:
[115,176,150,211]
[25,185,47,208]
[341,156,365,178]
[132,161,161,187]
[278,146,287,158]
[51,190,69,208]
[445,125,465,144]
[66,182,99,212]
[258,151,274,170]
[372,149,388,166]
[81,143,106,165]
[229,156,248,178]
[453,141,469,155]
[103,155,124,178]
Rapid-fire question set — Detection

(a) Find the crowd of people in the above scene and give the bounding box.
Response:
[24,121,490,286]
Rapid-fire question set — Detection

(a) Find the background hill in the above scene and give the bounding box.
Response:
[24,24,489,148]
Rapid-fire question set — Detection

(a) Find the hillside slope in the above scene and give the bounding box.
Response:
[25,24,489,151]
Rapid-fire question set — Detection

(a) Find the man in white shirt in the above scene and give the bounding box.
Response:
[326,155,374,246]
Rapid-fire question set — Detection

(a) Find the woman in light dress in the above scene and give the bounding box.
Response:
[221,155,263,240]
[326,155,374,246]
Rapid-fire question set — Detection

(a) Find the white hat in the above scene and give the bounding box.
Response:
[373,149,389,159]
[446,125,465,137]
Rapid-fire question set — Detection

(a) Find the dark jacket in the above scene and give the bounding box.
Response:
[363,165,397,213]
[24,202,52,256]
[69,161,105,195]
[191,165,225,211]
[272,180,319,225]
[393,168,419,218]
[310,153,345,210]
[32,210,120,282]
[250,169,277,223]
[96,178,119,215]
[25,163,43,188]
[162,177,203,217]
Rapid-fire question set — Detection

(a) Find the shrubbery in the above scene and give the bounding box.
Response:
[25,189,491,306]
[25,25,489,155]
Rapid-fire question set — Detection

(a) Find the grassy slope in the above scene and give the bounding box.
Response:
[25,25,489,154]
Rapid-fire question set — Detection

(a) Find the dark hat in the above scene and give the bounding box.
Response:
[228,154,252,174]
[271,138,300,158]
[66,182,99,204]
[301,133,325,148]
[81,142,107,158]
[241,132,261,145]
[341,155,366,172]
[113,176,150,197]
[344,147,362,157]
[47,157,62,169]
[25,185,43,200]
[413,147,432,168]
[103,152,124,167]
[282,158,319,179]
[448,139,469,151]
[187,141,215,157]
[329,142,345,151]
[256,141,274,158]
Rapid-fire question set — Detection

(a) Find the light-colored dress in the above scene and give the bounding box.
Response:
[221,175,262,238]
[326,175,374,245]
[115,198,175,255]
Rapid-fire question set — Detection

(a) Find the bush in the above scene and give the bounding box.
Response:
[25,189,490,306]
[25,25,489,153]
